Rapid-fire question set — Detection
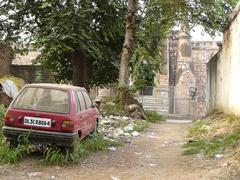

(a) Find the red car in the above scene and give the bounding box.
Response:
[2,83,99,147]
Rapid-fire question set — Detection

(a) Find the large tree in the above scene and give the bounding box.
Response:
[0,0,126,90]
[117,0,238,101]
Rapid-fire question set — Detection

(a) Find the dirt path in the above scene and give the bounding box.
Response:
[0,121,236,180]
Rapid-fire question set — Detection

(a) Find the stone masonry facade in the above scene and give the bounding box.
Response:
[140,31,220,117]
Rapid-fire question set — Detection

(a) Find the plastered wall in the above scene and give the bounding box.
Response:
[207,11,240,115]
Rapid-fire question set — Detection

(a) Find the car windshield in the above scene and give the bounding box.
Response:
[13,87,70,114]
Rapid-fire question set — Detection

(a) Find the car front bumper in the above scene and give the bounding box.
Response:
[2,126,78,146]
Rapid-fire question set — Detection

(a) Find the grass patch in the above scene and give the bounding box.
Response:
[0,132,120,165]
[102,103,125,116]
[43,134,121,165]
[132,120,150,132]
[0,104,6,127]
[0,104,32,164]
[183,132,240,157]
[0,134,31,164]
[145,110,165,123]
[188,120,209,138]
[101,96,125,116]
[184,112,240,157]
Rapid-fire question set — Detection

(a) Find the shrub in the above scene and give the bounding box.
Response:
[145,110,165,123]
[0,104,6,128]
[132,120,150,132]
[43,134,121,165]
[183,132,240,157]
[101,96,125,116]
[0,135,31,164]
[184,113,240,157]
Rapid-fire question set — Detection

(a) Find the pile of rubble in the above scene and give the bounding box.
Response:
[95,95,146,120]
[98,115,142,143]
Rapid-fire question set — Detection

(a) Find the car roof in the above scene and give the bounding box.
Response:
[24,83,87,91]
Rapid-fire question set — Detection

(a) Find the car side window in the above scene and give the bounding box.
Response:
[74,92,80,112]
[82,90,93,109]
[77,91,86,111]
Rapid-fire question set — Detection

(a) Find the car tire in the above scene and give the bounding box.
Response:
[69,134,80,153]
[6,139,18,148]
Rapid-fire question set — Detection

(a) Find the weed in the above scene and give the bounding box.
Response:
[132,120,149,132]
[43,134,121,165]
[43,147,80,166]
[188,120,209,138]
[119,120,131,128]
[0,133,31,164]
[102,103,125,116]
[145,110,165,123]
[101,96,125,116]
[184,132,240,157]
[184,113,240,157]
[0,104,6,127]
[183,139,223,157]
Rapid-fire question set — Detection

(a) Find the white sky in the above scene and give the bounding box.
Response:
[190,25,223,41]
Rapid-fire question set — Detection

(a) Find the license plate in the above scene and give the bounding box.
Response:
[24,116,51,127]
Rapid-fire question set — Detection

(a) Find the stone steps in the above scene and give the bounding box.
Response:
[137,96,169,115]
[144,108,168,114]
[138,99,169,104]
[142,104,169,114]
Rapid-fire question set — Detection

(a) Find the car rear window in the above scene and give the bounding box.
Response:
[13,87,70,114]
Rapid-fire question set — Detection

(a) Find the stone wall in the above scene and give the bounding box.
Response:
[191,41,220,116]
[0,46,54,84]
[10,65,54,84]
[174,31,195,115]
[140,30,219,117]
[207,9,240,115]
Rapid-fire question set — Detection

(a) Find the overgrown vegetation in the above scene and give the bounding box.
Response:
[184,112,240,158]
[129,110,165,132]
[43,134,121,165]
[101,96,166,123]
[0,103,121,165]
[0,135,31,164]
[0,130,120,165]
[0,100,164,165]
[184,132,240,157]
[132,120,150,132]
[0,104,6,127]
[0,105,32,164]
[145,110,165,123]
[101,96,125,116]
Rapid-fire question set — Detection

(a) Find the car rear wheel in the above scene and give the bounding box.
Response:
[68,134,80,153]
[91,119,99,135]
[6,139,18,148]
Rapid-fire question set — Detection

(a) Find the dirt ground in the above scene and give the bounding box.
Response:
[0,121,239,180]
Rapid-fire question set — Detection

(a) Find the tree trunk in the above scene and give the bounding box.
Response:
[118,0,137,102]
[72,52,91,92]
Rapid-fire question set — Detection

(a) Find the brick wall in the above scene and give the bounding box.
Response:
[10,65,55,84]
